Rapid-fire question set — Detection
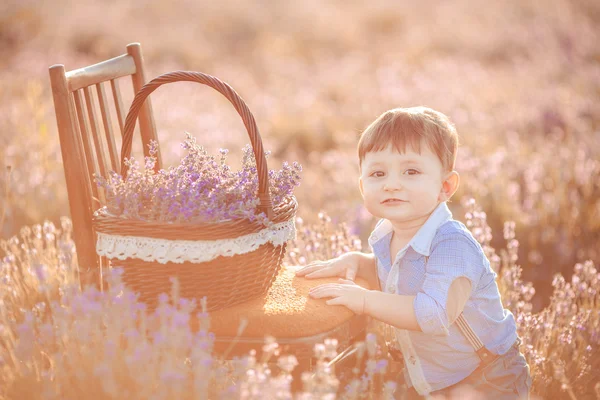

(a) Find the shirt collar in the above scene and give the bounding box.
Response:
[368,202,452,257]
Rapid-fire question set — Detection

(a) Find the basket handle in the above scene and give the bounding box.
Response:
[119,71,273,220]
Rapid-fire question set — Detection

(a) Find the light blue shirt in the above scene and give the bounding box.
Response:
[369,202,518,391]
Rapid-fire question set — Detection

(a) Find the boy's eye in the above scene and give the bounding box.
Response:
[370,171,384,178]
[404,169,420,175]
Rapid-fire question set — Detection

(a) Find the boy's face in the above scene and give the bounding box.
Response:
[358,142,456,226]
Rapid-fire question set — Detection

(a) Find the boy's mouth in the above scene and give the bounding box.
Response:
[381,198,406,204]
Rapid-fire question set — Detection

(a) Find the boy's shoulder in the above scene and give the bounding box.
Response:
[432,218,485,254]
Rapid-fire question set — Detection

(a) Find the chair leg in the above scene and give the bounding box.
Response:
[98,255,107,292]
[78,255,103,292]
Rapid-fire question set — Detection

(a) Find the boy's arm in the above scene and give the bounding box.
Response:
[345,246,472,330]
[353,252,381,290]
[318,248,472,332]
[361,278,471,332]
[350,252,421,330]
[364,291,421,331]
[446,277,471,324]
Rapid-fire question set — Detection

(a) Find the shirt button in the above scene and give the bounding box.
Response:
[387,285,396,293]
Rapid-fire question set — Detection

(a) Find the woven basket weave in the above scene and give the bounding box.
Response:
[93,71,298,311]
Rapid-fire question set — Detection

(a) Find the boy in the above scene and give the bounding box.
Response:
[296,107,531,399]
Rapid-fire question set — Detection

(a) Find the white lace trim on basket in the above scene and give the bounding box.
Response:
[96,219,296,264]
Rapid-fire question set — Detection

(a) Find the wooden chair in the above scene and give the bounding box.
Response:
[49,44,370,392]
[49,43,161,289]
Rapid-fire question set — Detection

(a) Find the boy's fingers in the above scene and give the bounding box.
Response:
[294,267,311,276]
[309,284,340,296]
[305,268,334,279]
[295,263,325,276]
[326,298,343,306]
[345,270,356,281]
[310,289,335,299]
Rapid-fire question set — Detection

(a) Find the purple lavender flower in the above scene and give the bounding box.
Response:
[96,134,302,225]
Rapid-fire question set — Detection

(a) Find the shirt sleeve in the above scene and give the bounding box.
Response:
[413,233,484,336]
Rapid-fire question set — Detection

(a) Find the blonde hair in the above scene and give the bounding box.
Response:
[358,107,459,172]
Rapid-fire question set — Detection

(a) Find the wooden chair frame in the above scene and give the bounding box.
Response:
[49,44,371,390]
[49,42,161,289]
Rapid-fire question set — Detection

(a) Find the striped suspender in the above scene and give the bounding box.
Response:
[455,314,485,349]
[455,313,498,366]
[424,257,499,367]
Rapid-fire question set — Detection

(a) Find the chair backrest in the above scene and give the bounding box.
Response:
[49,42,161,289]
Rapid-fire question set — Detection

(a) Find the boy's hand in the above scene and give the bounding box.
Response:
[295,253,360,281]
[309,278,369,315]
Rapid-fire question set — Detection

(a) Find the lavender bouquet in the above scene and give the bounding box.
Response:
[94,133,302,227]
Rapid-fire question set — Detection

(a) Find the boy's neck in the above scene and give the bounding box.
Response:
[390,221,425,248]
[388,203,441,246]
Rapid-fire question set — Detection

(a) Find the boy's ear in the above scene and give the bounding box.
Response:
[439,171,460,202]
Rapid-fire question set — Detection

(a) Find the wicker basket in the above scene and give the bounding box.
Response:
[93,71,298,311]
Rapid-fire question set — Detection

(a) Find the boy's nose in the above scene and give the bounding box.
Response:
[383,182,402,191]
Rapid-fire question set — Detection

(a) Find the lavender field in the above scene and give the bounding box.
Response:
[1,0,599,398]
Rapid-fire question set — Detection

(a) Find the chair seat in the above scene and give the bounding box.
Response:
[189,265,370,361]
[199,265,370,339]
